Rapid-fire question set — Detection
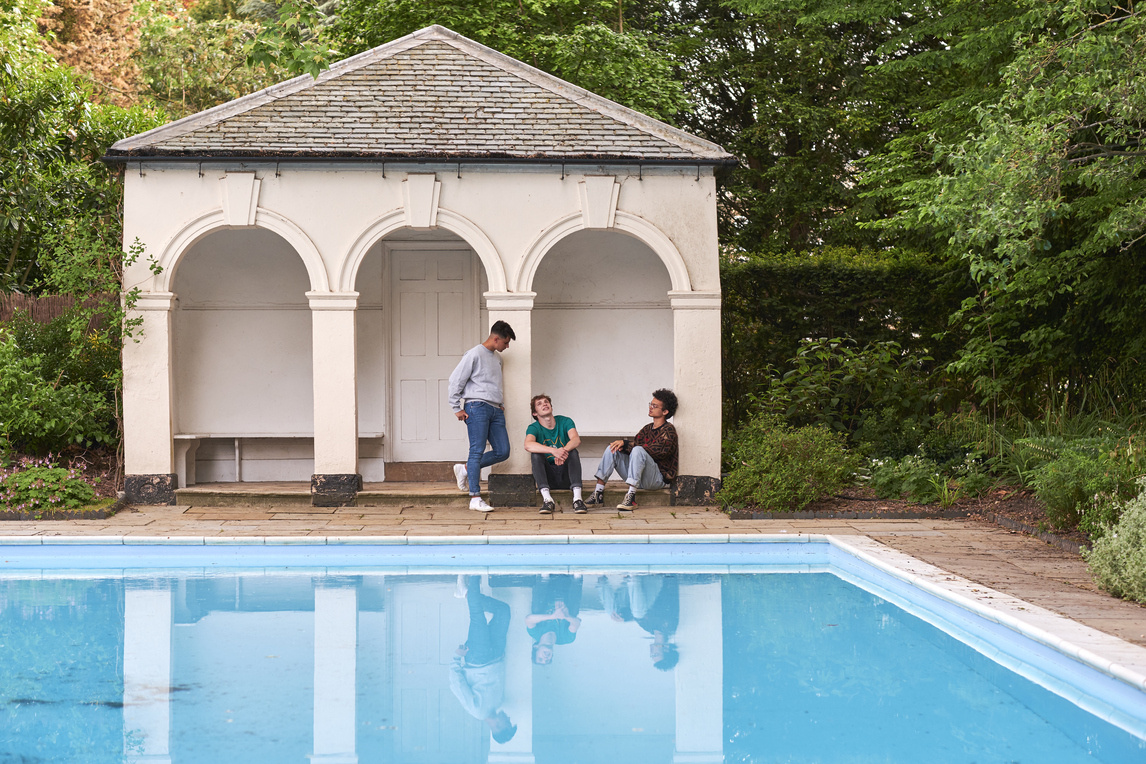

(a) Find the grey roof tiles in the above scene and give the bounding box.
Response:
[107,26,732,164]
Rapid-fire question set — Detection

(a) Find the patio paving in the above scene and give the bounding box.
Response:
[3,497,1145,649]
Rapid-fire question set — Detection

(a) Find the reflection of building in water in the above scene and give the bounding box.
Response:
[117,572,723,763]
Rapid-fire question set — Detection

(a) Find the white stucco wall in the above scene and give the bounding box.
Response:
[121,163,722,484]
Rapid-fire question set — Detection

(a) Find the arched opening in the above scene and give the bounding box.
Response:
[172,228,313,483]
[353,228,487,478]
[531,229,674,477]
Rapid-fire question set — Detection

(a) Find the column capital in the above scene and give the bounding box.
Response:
[131,292,177,311]
[485,291,536,311]
[669,291,721,310]
[307,291,360,310]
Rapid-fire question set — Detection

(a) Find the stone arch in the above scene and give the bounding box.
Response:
[337,207,507,293]
[515,211,692,294]
[154,207,330,293]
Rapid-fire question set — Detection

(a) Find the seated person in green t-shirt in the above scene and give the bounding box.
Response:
[524,394,586,515]
[526,574,583,665]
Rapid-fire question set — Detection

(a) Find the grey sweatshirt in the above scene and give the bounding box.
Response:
[448,344,504,411]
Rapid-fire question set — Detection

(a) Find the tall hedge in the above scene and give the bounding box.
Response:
[721,248,972,429]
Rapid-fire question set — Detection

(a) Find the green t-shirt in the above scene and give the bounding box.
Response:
[526,415,577,463]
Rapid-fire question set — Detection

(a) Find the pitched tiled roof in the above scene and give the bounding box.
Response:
[106,26,733,164]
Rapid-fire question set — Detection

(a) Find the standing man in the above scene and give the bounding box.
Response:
[524,394,587,515]
[449,321,515,512]
[586,389,678,510]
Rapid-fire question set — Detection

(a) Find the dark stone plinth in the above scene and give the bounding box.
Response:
[311,473,362,507]
[488,473,537,507]
[670,475,721,506]
[125,473,178,506]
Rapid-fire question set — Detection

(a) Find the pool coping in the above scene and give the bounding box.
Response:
[4,532,1146,696]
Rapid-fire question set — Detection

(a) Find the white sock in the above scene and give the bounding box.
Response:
[540,488,553,503]
[572,486,582,501]
[594,482,605,494]
[625,487,636,498]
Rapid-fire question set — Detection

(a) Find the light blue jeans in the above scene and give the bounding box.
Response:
[464,401,510,495]
[595,446,667,490]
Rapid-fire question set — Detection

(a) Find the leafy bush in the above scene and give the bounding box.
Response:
[0,328,115,453]
[719,414,861,511]
[760,338,940,436]
[1030,449,1119,531]
[0,456,97,513]
[869,456,943,504]
[1085,482,1146,605]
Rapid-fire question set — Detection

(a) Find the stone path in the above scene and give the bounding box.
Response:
[3,503,1145,648]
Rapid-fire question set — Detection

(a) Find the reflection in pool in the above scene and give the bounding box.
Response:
[1,565,1144,763]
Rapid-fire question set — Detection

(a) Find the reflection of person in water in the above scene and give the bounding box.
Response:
[526,574,583,665]
[597,574,679,670]
[449,575,518,743]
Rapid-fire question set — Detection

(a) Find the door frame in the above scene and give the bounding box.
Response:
[382,240,482,463]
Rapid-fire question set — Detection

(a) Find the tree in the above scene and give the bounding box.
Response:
[862,0,1146,409]
[665,0,940,252]
[0,0,162,292]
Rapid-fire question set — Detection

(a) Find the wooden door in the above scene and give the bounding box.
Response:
[390,248,476,462]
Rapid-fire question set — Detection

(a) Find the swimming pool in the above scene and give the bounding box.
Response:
[1,535,1144,763]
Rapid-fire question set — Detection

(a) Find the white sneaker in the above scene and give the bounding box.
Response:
[469,496,493,512]
[453,463,468,492]
[454,574,469,598]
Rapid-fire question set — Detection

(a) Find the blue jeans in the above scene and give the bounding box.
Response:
[463,577,510,667]
[595,446,667,490]
[464,401,510,495]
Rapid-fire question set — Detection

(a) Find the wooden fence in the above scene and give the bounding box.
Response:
[0,293,116,326]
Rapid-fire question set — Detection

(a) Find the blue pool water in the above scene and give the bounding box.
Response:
[1,540,1144,763]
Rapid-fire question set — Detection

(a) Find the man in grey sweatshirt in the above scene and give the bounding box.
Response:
[448,321,515,511]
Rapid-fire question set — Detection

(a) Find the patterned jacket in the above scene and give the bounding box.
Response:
[623,422,678,482]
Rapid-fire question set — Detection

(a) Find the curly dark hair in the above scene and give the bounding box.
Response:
[652,388,677,418]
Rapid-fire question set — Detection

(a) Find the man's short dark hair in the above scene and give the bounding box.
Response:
[653,388,677,418]
[654,643,680,671]
[491,320,516,341]
[491,719,518,744]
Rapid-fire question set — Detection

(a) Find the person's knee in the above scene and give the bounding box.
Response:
[491,443,511,462]
[530,452,547,466]
[630,445,649,459]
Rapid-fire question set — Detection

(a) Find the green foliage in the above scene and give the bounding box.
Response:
[0,327,115,453]
[0,455,96,512]
[0,0,164,291]
[757,337,939,436]
[330,0,686,121]
[1084,480,1146,604]
[860,0,1146,413]
[245,0,340,79]
[1029,449,1117,530]
[719,413,860,511]
[721,247,971,428]
[869,456,943,505]
[672,0,939,252]
[135,0,289,119]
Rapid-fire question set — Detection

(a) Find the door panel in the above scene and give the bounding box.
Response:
[391,249,475,462]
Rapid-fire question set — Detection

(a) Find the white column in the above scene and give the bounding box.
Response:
[311,583,359,764]
[124,583,173,764]
[670,292,723,479]
[308,293,360,475]
[489,586,535,764]
[123,292,176,476]
[674,581,723,764]
[485,293,535,474]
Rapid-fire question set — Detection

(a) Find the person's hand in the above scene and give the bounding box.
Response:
[456,645,468,656]
[455,410,468,422]
[609,439,624,453]
[553,601,568,617]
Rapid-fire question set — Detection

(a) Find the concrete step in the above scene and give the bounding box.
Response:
[174,482,671,508]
